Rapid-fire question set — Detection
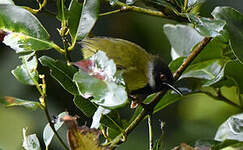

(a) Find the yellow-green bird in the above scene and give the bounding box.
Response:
[81,37,178,101]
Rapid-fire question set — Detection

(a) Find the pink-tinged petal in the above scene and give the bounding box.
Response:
[72,60,94,72]
[0,30,8,42]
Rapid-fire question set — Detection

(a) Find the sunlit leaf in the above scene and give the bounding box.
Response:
[39,56,78,95]
[74,0,99,42]
[211,140,239,150]
[91,106,111,129]
[215,113,243,142]
[126,0,136,5]
[12,52,38,85]
[187,14,226,37]
[187,0,205,8]
[0,5,54,53]
[163,24,204,60]
[62,115,111,150]
[22,128,41,150]
[0,96,41,110]
[73,95,97,117]
[0,0,14,4]
[73,70,128,109]
[212,7,243,64]
[73,51,128,109]
[43,111,68,147]
[109,0,118,5]
[68,0,82,43]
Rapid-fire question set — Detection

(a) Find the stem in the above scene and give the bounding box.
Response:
[109,37,212,147]
[148,115,153,150]
[173,37,212,80]
[38,75,69,150]
[202,90,243,110]
[183,0,188,12]
[99,9,124,16]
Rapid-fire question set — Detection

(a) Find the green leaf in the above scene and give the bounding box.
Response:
[12,52,38,85]
[0,0,14,4]
[0,96,41,110]
[187,14,226,37]
[76,0,99,41]
[73,95,97,117]
[211,140,239,150]
[43,111,68,147]
[212,7,243,64]
[187,0,205,8]
[224,61,243,94]
[91,106,111,129]
[39,56,78,95]
[215,113,243,142]
[175,38,230,86]
[109,0,118,5]
[0,5,54,53]
[22,128,41,150]
[163,24,204,60]
[73,70,128,109]
[68,0,82,43]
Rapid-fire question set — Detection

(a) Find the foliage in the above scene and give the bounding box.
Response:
[1,0,243,149]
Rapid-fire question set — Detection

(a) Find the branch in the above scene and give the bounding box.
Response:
[109,37,213,146]
[102,0,187,22]
[38,75,69,150]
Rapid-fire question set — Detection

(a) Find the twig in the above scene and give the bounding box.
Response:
[201,90,243,110]
[148,115,153,150]
[38,75,69,150]
[173,37,212,80]
[109,37,213,147]
[103,0,188,22]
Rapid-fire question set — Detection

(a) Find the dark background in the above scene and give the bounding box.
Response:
[0,0,243,149]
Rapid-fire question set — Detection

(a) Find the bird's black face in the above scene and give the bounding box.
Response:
[148,56,174,92]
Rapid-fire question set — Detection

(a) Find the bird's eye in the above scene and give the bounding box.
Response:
[160,74,167,81]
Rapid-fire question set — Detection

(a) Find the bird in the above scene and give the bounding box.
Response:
[80,37,180,104]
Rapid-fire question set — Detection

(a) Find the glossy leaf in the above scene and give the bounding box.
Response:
[126,0,136,5]
[39,56,78,95]
[187,14,226,37]
[12,52,38,85]
[73,70,128,109]
[0,96,41,110]
[211,140,239,150]
[215,113,243,142]
[73,51,128,109]
[91,106,111,129]
[224,61,243,93]
[73,95,97,117]
[173,38,230,86]
[43,111,68,147]
[163,24,204,60]
[22,128,41,150]
[187,0,205,8]
[212,7,243,64]
[0,0,14,4]
[109,0,118,5]
[74,0,99,42]
[0,4,53,53]
[68,0,82,43]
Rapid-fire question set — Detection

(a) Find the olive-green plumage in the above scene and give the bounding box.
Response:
[81,37,174,98]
